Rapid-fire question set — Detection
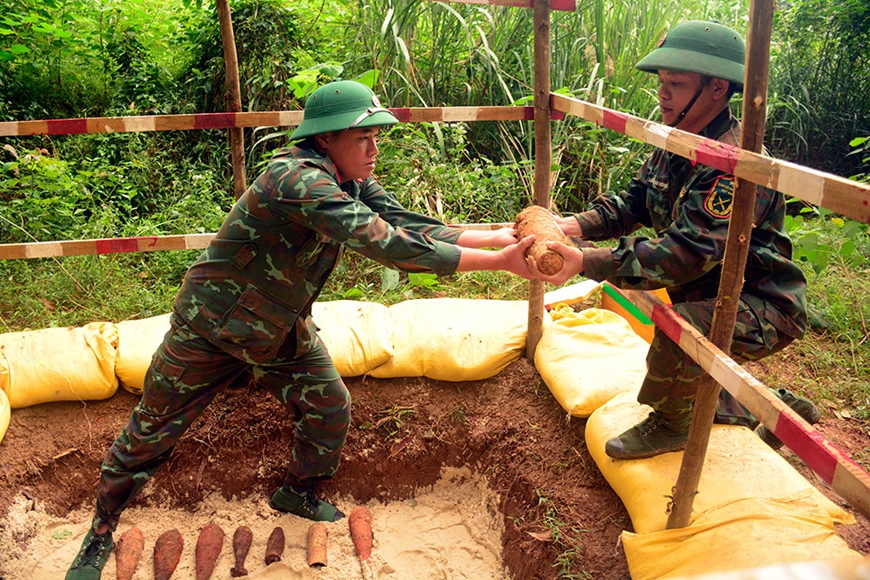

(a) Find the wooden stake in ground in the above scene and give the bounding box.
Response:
[230,525,253,577]
[114,527,144,580]
[194,522,225,580]
[307,523,328,568]
[153,529,184,580]
[515,205,573,276]
[349,506,374,579]
[264,526,285,564]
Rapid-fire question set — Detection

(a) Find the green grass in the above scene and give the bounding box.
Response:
[535,490,592,579]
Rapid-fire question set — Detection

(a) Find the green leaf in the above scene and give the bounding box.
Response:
[380,267,400,291]
[342,287,365,299]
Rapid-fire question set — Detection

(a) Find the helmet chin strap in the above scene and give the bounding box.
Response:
[668,85,705,128]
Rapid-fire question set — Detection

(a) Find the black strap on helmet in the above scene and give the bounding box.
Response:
[669,85,705,127]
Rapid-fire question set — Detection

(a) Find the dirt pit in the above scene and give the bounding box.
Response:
[0,356,868,579]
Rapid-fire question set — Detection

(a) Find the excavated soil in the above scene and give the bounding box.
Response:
[0,352,868,579]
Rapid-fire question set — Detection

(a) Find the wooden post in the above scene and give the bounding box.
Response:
[216,0,247,200]
[667,0,776,528]
[526,0,552,360]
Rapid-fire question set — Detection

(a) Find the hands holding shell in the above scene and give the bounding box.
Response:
[514,205,586,286]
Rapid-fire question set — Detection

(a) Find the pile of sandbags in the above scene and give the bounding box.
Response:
[585,393,863,579]
[0,298,530,443]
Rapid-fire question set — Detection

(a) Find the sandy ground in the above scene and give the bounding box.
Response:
[2,466,509,580]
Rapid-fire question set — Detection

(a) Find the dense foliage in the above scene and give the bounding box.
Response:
[2,0,868,216]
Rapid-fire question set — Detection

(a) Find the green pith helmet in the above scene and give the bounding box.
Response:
[635,20,746,87]
[291,80,399,140]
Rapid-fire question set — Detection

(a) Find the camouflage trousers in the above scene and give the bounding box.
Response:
[94,312,350,530]
[639,296,795,428]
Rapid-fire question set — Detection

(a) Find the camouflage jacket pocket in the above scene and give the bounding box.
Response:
[214,285,298,364]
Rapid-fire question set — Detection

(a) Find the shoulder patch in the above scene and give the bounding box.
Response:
[703,177,734,218]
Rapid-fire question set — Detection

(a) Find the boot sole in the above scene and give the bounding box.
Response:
[605,441,687,460]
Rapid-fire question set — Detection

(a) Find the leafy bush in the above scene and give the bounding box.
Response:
[767,0,870,176]
[377,121,526,224]
[0,149,89,242]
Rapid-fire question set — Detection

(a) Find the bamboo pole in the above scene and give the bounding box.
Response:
[667,0,776,529]
[526,0,552,360]
[216,0,247,200]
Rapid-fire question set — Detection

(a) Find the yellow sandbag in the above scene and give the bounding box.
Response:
[534,308,649,417]
[622,498,864,580]
[668,556,870,580]
[0,322,119,408]
[115,313,171,395]
[0,388,10,446]
[312,300,394,377]
[369,298,527,381]
[587,393,854,533]
[586,393,860,579]
[115,302,394,391]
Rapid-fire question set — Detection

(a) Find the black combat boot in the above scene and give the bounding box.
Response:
[270,479,345,522]
[756,388,821,450]
[605,410,692,459]
[65,525,114,580]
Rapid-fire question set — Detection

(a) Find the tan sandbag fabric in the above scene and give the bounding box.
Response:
[0,322,119,408]
[668,556,870,580]
[0,388,10,445]
[586,393,861,579]
[535,307,649,417]
[369,298,527,381]
[312,300,394,377]
[115,313,171,395]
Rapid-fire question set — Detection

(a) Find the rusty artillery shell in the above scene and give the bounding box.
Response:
[115,527,145,580]
[194,521,224,580]
[348,506,374,562]
[515,205,573,276]
[307,523,328,568]
[153,529,184,580]
[264,526,285,564]
[229,525,253,577]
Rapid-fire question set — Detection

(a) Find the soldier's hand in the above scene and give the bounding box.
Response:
[527,241,584,286]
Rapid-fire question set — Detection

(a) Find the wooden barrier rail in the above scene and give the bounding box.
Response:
[0,106,538,138]
[551,93,870,225]
[0,224,511,261]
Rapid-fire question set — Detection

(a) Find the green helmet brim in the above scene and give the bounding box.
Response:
[636,49,745,85]
[291,108,399,141]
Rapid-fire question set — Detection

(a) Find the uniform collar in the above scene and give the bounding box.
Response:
[289,143,346,183]
[698,106,738,142]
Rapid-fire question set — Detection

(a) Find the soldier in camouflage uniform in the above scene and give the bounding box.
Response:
[66,80,536,580]
[530,21,819,460]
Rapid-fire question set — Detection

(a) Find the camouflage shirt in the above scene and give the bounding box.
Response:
[575,107,807,338]
[174,143,463,363]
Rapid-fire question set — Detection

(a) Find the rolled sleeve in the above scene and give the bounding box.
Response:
[575,210,605,239]
[580,247,615,281]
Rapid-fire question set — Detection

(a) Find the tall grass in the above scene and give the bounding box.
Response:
[338,0,698,213]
